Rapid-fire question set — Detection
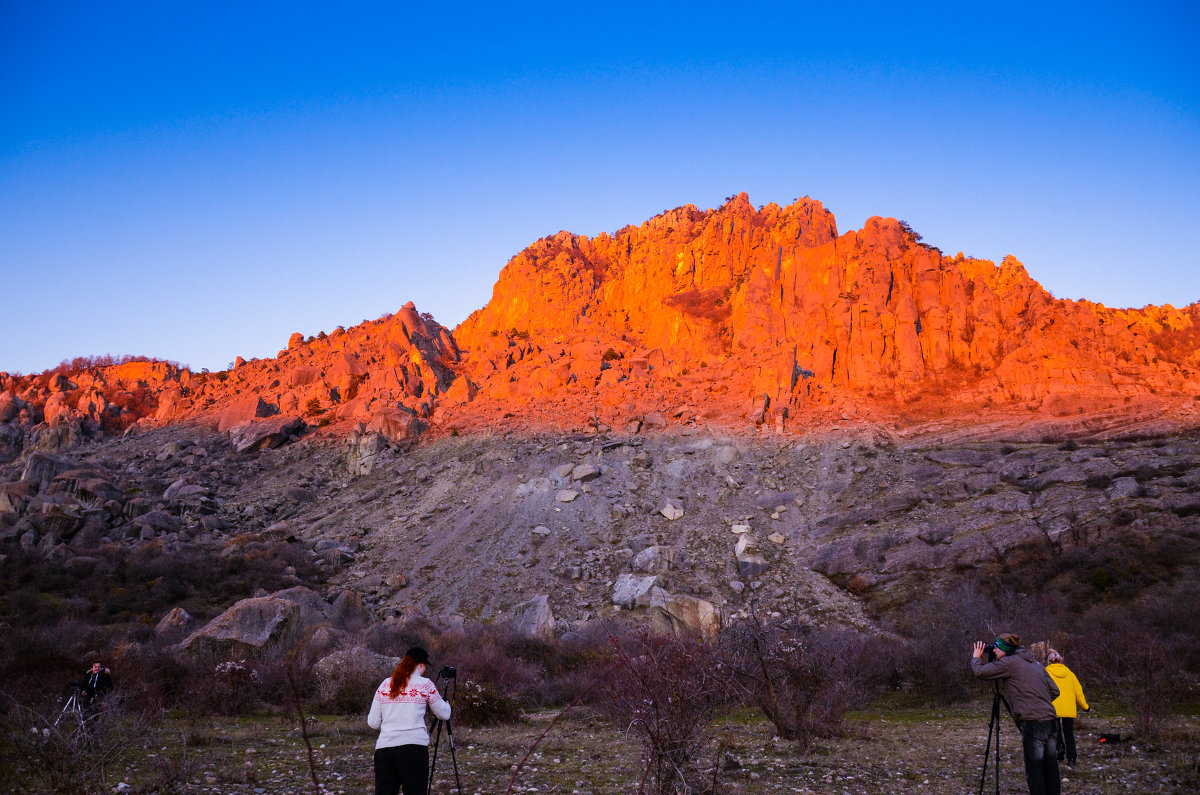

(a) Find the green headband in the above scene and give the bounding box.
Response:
[994,637,1018,654]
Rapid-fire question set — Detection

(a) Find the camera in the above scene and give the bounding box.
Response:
[438,665,457,679]
[983,643,997,663]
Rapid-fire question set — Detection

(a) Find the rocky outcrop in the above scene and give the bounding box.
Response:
[649,588,721,639]
[509,594,556,640]
[3,193,1199,454]
[0,301,457,457]
[176,586,351,658]
[451,193,1200,433]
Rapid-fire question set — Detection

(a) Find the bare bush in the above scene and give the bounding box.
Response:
[446,679,522,726]
[598,631,732,794]
[893,581,1004,703]
[176,655,263,716]
[0,692,157,794]
[1074,610,1184,739]
[722,618,888,749]
[313,646,397,714]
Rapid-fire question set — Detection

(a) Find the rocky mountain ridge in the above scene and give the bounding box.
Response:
[3,193,1198,462]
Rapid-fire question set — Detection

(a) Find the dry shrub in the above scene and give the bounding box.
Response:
[173,653,263,716]
[598,630,731,794]
[0,615,107,702]
[893,581,1066,704]
[445,679,522,726]
[363,619,606,712]
[312,646,398,714]
[0,691,158,794]
[1073,601,1189,739]
[721,619,888,749]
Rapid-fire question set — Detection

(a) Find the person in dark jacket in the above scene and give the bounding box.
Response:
[74,661,113,706]
[972,634,1061,795]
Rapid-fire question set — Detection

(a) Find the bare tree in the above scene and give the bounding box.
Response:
[721,617,887,749]
[598,630,733,794]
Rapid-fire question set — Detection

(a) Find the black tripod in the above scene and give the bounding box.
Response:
[427,666,462,794]
[978,681,1019,795]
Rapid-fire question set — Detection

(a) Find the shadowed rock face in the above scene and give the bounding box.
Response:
[2,193,1199,454]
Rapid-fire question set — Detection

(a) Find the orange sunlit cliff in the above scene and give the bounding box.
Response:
[2,193,1199,453]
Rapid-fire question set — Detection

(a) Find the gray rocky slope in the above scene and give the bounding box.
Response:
[3,421,1199,638]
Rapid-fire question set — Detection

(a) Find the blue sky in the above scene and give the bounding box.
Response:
[2,2,1198,374]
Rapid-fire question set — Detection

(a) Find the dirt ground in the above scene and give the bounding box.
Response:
[8,701,1195,795]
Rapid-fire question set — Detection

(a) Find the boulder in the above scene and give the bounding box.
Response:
[228,415,304,453]
[155,607,195,638]
[284,487,317,503]
[163,479,211,500]
[555,489,579,503]
[133,510,181,536]
[630,545,674,573]
[443,375,477,405]
[612,573,659,609]
[366,409,426,444]
[31,503,83,538]
[217,396,274,433]
[734,534,769,577]
[0,482,33,513]
[509,594,556,640]
[21,452,74,490]
[177,586,337,658]
[570,463,602,482]
[0,391,23,423]
[347,428,389,476]
[649,588,720,639]
[1105,477,1141,500]
[659,501,684,520]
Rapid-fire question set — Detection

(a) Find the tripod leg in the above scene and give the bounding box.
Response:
[426,720,441,795]
[444,719,462,793]
[994,698,1001,795]
[978,698,995,795]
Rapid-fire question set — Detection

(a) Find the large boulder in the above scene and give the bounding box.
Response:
[366,408,426,444]
[155,607,195,639]
[176,586,339,658]
[132,510,181,536]
[649,589,721,639]
[0,391,23,423]
[217,396,275,432]
[509,594,556,640]
[314,647,400,707]
[228,415,304,453]
[347,428,389,476]
[21,452,74,490]
[612,573,659,609]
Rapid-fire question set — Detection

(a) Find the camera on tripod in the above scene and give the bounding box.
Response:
[438,665,457,680]
[982,643,998,663]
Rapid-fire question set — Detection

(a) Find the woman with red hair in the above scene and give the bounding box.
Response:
[367,646,452,795]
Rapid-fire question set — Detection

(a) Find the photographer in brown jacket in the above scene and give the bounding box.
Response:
[971,634,1061,795]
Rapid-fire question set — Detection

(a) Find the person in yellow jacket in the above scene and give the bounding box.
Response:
[1046,650,1089,768]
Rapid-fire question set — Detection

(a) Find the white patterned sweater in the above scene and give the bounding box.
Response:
[366,673,451,749]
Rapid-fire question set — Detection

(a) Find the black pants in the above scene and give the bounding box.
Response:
[1020,720,1061,795]
[374,744,428,795]
[1060,717,1077,764]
